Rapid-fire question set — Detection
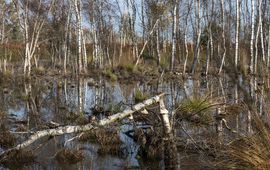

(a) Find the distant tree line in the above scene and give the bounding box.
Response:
[0,0,269,76]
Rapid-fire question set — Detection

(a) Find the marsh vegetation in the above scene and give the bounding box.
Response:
[0,0,270,169]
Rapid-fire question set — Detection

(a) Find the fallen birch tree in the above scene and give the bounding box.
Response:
[0,93,166,158]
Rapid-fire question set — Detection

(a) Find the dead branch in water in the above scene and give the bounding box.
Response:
[0,93,165,159]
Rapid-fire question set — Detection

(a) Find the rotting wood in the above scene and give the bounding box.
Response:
[0,93,165,158]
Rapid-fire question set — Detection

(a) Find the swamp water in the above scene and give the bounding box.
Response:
[0,74,266,169]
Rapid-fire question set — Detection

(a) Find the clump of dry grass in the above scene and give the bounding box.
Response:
[0,126,16,148]
[79,128,126,157]
[56,149,84,164]
[175,94,221,125]
[136,130,163,161]
[213,113,270,169]
[134,89,149,103]
[0,149,36,168]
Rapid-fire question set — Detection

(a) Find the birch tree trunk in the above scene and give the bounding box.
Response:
[267,25,270,68]
[191,0,201,74]
[171,2,177,72]
[183,0,191,74]
[156,26,161,66]
[259,0,265,62]
[73,0,83,74]
[15,0,54,76]
[254,0,262,74]
[250,0,255,74]
[235,0,240,68]
[218,0,226,74]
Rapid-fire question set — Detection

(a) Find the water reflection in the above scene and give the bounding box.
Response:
[0,75,268,169]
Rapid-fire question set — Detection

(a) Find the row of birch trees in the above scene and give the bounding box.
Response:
[0,0,269,76]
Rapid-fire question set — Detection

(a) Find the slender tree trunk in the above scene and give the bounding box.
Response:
[171,2,177,72]
[250,0,255,74]
[156,26,161,66]
[74,0,83,74]
[191,0,201,74]
[183,0,191,74]
[259,0,265,62]
[218,0,226,74]
[235,0,240,68]
[254,0,262,74]
[267,25,270,68]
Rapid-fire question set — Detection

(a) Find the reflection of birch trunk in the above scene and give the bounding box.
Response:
[235,84,239,132]
[77,78,85,114]
[24,82,31,131]
[254,77,258,114]
[259,81,264,116]
[64,79,68,104]
[247,110,251,133]
[215,108,223,140]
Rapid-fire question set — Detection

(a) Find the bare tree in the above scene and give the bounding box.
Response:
[15,0,54,76]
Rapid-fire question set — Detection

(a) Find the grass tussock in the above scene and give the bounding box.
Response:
[118,63,136,73]
[0,111,6,119]
[134,89,149,103]
[65,112,88,125]
[79,128,125,157]
[0,126,16,148]
[137,130,163,161]
[0,149,36,168]
[103,69,117,81]
[56,149,84,164]
[32,66,45,75]
[214,112,270,170]
[175,94,220,125]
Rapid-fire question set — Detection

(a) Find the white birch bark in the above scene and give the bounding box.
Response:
[218,0,226,74]
[250,0,255,74]
[258,0,265,62]
[171,2,177,72]
[254,0,262,74]
[183,0,191,74]
[73,0,83,73]
[156,26,161,66]
[267,25,270,68]
[235,0,240,68]
[191,0,201,74]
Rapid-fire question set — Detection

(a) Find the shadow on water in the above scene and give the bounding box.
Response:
[0,74,268,169]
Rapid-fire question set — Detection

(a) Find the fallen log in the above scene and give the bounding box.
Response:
[0,93,165,158]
